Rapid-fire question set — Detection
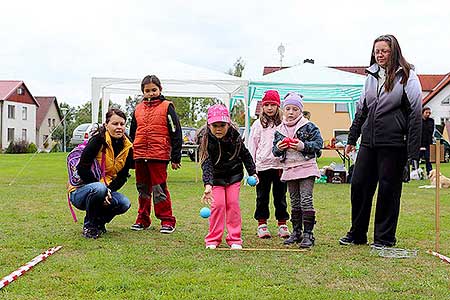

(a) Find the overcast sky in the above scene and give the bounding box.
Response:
[1,0,449,106]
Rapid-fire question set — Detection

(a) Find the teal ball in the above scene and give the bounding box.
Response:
[200,207,211,218]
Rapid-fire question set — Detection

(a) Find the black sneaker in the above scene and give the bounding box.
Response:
[98,224,107,234]
[130,223,149,231]
[83,227,100,239]
[339,234,367,245]
[370,242,395,249]
[160,225,175,234]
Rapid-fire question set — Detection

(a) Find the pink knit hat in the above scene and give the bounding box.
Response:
[262,90,280,106]
[207,104,231,124]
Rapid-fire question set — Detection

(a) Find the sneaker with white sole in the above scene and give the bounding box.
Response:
[230,244,242,250]
[160,225,176,234]
[257,224,271,239]
[278,225,291,238]
[130,223,149,231]
[205,244,217,249]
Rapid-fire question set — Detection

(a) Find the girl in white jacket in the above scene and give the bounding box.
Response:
[249,90,290,239]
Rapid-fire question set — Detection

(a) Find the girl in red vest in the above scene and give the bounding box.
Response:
[129,75,182,234]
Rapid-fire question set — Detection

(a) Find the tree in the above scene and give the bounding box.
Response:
[227,57,245,77]
[227,57,246,125]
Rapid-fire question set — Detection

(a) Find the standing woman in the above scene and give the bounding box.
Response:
[68,108,133,239]
[339,34,422,248]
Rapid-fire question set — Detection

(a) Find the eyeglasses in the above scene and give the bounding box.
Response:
[374,49,391,55]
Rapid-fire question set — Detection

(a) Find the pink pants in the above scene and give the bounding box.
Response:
[205,182,242,247]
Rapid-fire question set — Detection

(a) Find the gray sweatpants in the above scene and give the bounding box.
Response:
[287,176,315,215]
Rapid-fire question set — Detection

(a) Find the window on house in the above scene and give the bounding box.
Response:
[335,103,349,113]
[22,107,28,120]
[441,96,450,105]
[7,128,14,142]
[17,87,24,95]
[52,119,56,127]
[48,118,51,127]
[440,117,450,125]
[22,129,27,141]
[334,130,349,144]
[8,105,15,119]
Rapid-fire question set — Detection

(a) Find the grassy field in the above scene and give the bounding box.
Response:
[0,153,449,299]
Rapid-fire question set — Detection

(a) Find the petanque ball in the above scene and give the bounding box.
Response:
[200,207,211,218]
[247,176,257,186]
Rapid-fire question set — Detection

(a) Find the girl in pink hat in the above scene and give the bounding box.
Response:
[199,104,257,250]
[248,90,290,239]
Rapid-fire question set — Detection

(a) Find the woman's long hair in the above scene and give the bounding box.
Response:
[198,123,242,165]
[370,34,412,92]
[260,107,282,128]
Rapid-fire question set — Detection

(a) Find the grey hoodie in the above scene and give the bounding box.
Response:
[348,63,422,160]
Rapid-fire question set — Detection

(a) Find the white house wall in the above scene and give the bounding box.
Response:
[426,85,450,125]
[2,100,36,148]
[36,103,61,149]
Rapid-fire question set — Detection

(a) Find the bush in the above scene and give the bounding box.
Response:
[27,143,38,153]
[6,140,30,153]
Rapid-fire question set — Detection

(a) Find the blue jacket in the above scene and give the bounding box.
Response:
[273,122,323,162]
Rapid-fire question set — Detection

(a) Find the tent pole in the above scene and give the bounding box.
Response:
[244,85,250,146]
[91,79,101,124]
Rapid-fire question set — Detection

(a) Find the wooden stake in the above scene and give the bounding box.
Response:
[215,248,308,252]
[435,140,441,253]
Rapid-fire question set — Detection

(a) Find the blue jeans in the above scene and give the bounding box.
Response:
[70,182,131,228]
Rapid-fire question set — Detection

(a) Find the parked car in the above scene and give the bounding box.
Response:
[433,129,450,163]
[70,123,95,145]
[181,126,198,161]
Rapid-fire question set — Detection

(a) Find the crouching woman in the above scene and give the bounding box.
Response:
[68,108,134,239]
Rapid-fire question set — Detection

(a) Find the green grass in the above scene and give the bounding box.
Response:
[0,153,449,299]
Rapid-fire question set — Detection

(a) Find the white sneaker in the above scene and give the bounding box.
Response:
[257,224,271,239]
[206,244,217,249]
[230,244,242,250]
[278,225,291,238]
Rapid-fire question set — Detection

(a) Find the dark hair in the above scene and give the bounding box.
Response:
[93,108,127,140]
[260,106,282,128]
[198,123,242,165]
[422,106,431,113]
[141,75,162,93]
[105,108,126,123]
[370,34,412,92]
[302,110,311,120]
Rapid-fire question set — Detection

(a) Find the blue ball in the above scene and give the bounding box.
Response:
[200,207,211,218]
[247,176,257,186]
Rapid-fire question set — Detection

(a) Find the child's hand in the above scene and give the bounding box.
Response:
[251,174,259,185]
[202,184,214,205]
[171,162,181,170]
[289,139,304,151]
[276,140,289,150]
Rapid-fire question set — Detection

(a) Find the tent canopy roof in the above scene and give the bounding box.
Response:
[92,60,247,100]
[233,63,366,104]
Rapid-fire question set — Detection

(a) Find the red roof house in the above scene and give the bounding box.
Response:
[0,81,39,148]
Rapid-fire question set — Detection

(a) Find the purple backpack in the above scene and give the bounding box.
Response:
[66,141,105,221]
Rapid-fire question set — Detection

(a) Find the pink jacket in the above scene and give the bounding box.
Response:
[248,119,283,172]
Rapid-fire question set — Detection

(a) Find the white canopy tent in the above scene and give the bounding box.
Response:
[91,60,249,123]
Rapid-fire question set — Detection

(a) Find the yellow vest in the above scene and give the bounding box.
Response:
[67,132,132,193]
